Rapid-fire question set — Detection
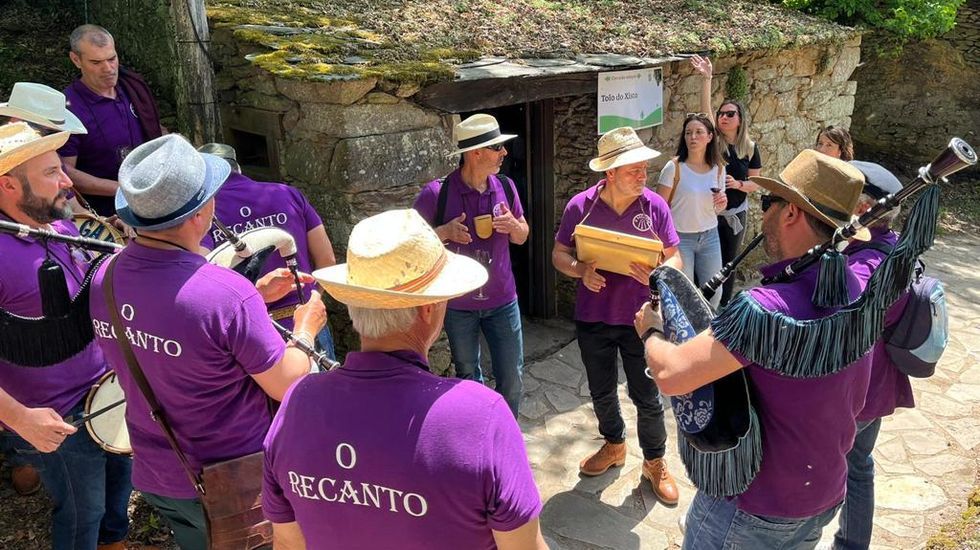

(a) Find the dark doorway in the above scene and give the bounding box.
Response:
[462,101,556,318]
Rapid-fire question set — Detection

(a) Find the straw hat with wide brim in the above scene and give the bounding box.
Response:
[0,82,87,135]
[448,114,517,156]
[589,126,661,172]
[314,209,488,309]
[0,122,69,176]
[750,149,866,231]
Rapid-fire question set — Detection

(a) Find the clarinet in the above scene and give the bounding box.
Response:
[763,137,976,285]
[0,219,123,254]
[700,233,764,300]
[273,320,340,371]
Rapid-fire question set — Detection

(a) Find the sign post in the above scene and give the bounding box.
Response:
[597,68,663,134]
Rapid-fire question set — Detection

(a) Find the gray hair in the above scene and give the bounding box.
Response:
[348,306,419,339]
[858,193,900,228]
[70,25,114,55]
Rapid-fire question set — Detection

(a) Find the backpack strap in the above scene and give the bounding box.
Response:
[666,157,681,207]
[496,173,517,213]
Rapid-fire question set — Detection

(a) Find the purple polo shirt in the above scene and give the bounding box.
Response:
[722,259,872,518]
[555,182,679,326]
[844,228,914,421]
[263,350,542,549]
[89,242,286,498]
[413,170,524,311]
[0,219,107,422]
[200,172,325,329]
[61,79,147,216]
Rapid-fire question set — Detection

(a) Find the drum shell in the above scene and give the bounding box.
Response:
[73,214,126,246]
[84,371,132,455]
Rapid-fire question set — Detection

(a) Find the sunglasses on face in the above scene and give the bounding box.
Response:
[485,143,505,151]
[717,110,739,119]
[760,194,786,212]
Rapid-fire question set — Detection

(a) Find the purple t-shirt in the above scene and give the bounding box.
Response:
[200,172,324,328]
[413,170,524,311]
[723,258,872,518]
[555,182,680,326]
[0,218,107,421]
[89,242,286,498]
[60,79,147,216]
[844,228,914,421]
[263,350,542,549]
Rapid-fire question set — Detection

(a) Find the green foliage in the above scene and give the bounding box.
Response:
[725,66,749,101]
[782,0,964,42]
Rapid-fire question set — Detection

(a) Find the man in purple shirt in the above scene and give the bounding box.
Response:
[59,24,163,217]
[637,150,872,548]
[265,208,546,549]
[552,127,683,505]
[197,142,338,359]
[0,122,132,549]
[413,114,529,416]
[830,161,913,550]
[87,134,325,550]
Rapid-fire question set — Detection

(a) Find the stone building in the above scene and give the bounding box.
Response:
[83,0,862,364]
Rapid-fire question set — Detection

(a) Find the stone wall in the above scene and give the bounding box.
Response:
[851,0,980,172]
[552,36,862,313]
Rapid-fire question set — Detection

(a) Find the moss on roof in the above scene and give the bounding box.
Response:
[207,0,856,84]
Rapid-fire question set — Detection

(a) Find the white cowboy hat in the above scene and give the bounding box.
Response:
[589,126,661,172]
[314,209,488,309]
[0,122,70,176]
[0,83,87,135]
[448,114,517,156]
[115,134,231,231]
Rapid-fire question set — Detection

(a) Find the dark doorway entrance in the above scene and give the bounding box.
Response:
[462,101,556,318]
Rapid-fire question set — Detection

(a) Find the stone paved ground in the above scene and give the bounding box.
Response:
[514,232,980,550]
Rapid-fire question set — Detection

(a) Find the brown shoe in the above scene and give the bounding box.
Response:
[97,543,126,550]
[579,441,627,476]
[11,464,41,496]
[642,458,679,505]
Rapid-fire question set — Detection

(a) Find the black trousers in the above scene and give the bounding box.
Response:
[576,321,667,460]
[717,210,748,307]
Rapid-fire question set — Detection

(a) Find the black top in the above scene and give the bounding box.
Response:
[722,143,762,210]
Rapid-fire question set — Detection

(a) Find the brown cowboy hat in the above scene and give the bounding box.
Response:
[750,149,865,230]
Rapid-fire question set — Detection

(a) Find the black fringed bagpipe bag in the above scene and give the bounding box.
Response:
[652,138,975,498]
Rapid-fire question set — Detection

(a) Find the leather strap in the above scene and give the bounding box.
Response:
[667,157,681,207]
[102,255,205,495]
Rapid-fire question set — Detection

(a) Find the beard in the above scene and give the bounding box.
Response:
[18,182,72,224]
[761,212,783,260]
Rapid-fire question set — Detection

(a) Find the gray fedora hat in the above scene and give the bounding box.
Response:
[115,134,230,231]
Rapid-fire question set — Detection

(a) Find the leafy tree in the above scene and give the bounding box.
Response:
[783,0,964,41]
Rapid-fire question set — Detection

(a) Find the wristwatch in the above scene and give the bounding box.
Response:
[641,326,663,343]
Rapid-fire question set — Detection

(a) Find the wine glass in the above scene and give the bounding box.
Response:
[474,249,492,301]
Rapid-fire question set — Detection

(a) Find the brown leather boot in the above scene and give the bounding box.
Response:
[11,464,41,496]
[642,457,679,505]
[579,441,627,476]
[96,543,126,550]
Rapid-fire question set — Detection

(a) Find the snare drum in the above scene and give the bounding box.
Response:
[84,371,131,455]
[73,214,126,246]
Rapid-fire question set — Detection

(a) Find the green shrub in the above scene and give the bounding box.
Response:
[726,66,748,101]
[782,0,963,42]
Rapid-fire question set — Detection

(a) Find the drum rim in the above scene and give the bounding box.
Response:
[73,213,126,245]
[84,371,133,455]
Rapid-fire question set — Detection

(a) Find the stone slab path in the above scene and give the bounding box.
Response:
[513,233,980,549]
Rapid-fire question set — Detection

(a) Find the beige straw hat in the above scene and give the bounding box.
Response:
[314,209,488,309]
[750,149,865,231]
[448,114,517,156]
[589,127,661,172]
[0,122,69,176]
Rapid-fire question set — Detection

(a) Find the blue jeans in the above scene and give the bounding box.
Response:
[677,229,723,309]
[683,491,840,549]
[2,400,133,549]
[315,324,336,360]
[832,418,882,550]
[444,299,524,416]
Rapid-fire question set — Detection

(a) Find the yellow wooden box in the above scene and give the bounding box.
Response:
[573,224,664,277]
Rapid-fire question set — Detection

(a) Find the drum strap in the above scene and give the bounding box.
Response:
[103,255,206,494]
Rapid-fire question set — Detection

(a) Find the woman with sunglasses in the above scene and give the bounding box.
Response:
[691,55,763,307]
[815,125,855,161]
[656,113,727,309]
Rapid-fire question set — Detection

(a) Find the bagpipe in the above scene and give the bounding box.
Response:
[649,138,976,497]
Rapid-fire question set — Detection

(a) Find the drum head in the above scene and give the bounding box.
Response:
[73,214,125,246]
[85,372,131,455]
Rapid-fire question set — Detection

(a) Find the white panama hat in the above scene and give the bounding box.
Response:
[0,82,87,135]
[448,113,517,156]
